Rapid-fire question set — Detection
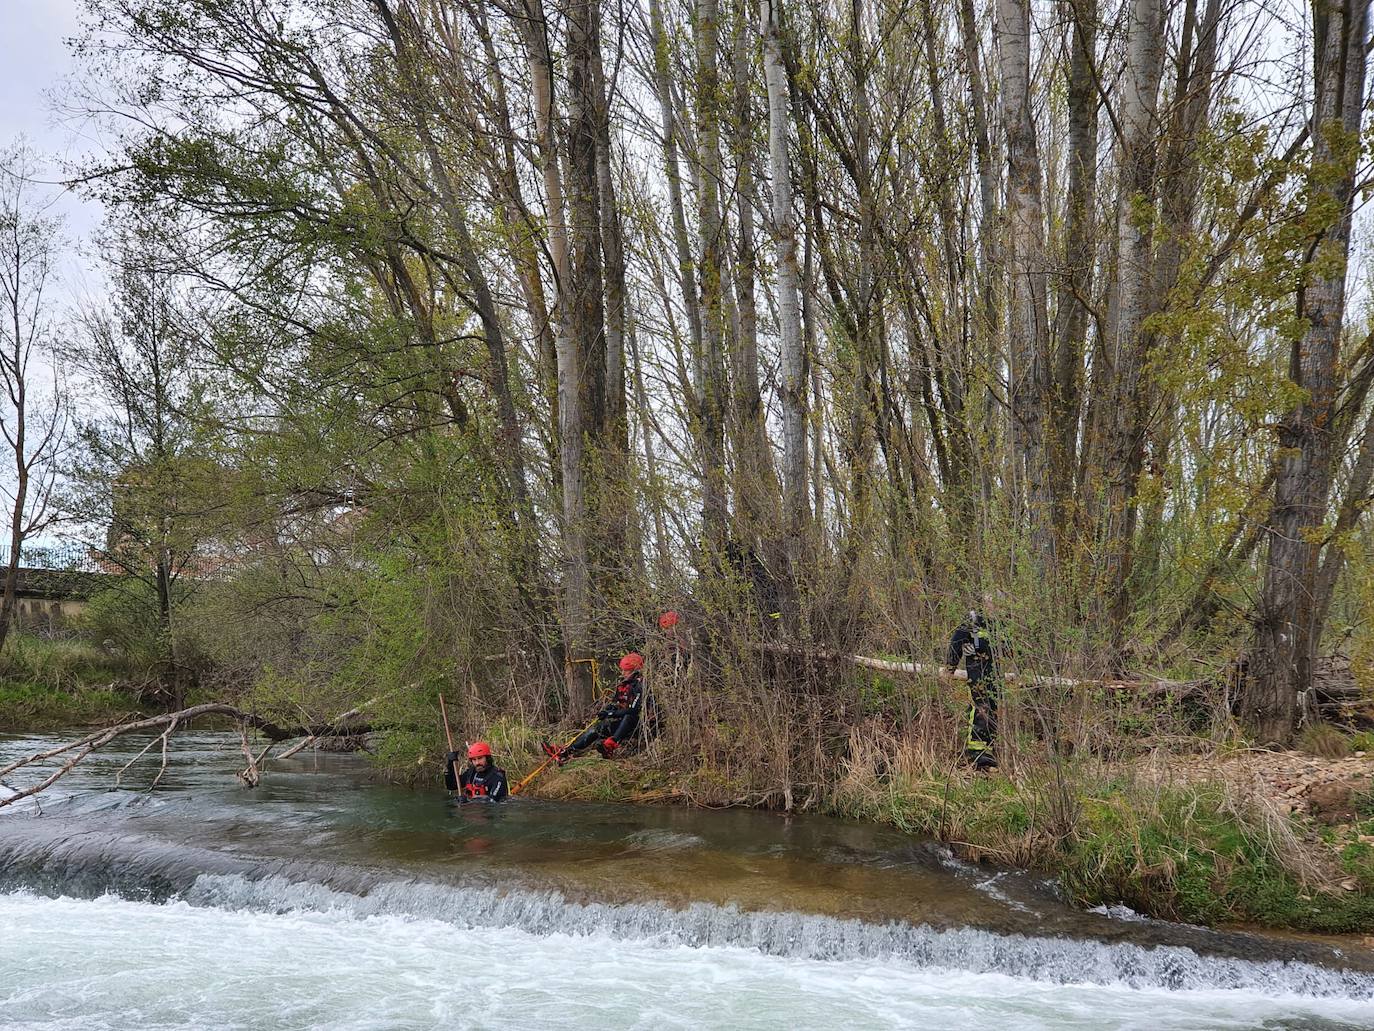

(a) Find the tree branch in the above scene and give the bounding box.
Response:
[0,700,379,808]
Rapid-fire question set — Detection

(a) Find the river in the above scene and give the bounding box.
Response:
[2,730,1373,1029]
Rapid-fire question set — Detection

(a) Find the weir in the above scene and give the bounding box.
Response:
[3,730,1374,1029]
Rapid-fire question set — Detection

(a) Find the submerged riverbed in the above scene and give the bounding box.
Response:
[2,730,1373,1030]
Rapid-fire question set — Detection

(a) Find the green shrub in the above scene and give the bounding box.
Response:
[0,634,127,690]
[77,583,170,668]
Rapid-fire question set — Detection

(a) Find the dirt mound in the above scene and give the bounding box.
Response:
[1155,749,1373,817]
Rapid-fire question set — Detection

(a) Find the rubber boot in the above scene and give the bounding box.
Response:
[966,748,998,771]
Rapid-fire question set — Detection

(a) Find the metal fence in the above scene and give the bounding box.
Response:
[0,543,103,572]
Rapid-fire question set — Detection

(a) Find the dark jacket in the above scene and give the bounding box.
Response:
[445,752,508,800]
[947,616,1002,684]
[459,762,508,801]
[601,671,643,742]
[600,671,644,720]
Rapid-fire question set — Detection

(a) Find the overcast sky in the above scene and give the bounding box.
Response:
[2,1,81,138]
[1,1,101,546]
[2,0,101,245]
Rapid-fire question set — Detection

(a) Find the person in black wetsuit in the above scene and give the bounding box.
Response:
[946,609,1003,770]
[445,741,508,800]
[544,653,645,764]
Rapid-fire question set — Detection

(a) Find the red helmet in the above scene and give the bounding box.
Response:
[467,741,492,759]
[619,652,644,673]
[658,610,680,630]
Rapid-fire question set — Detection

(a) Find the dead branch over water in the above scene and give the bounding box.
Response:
[0,701,375,808]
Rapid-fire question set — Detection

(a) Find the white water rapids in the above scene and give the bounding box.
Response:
[4,731,1374,1029]
[2,879,1373,1030]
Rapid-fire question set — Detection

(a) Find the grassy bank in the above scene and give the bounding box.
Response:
[0,635,145,729]
[0,680,146,729]
[830,756,1374,934]
[516,736,1374,935]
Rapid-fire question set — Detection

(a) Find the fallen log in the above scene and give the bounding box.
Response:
[758,642,1202,693]
[758,643,1367,708]
[1312,655,1366,703]
[276,694,383,760]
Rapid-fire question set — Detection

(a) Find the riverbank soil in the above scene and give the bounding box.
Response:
[1144,748,1374,930]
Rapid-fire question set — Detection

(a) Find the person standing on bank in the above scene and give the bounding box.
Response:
[946,609,1003,770]
[445,741,508,800]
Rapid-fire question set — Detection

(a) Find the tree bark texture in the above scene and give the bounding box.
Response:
[996,0,1053,563]
[1246,0,1371,742]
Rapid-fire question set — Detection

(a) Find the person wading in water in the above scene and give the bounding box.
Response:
[544,653,646,764]
[446,741,509,800]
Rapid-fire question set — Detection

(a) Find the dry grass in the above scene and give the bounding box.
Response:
[828,714,1374,929]
[1297,722,1353,759]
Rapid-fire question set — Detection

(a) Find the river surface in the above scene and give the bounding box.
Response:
[2,729,1373,1030]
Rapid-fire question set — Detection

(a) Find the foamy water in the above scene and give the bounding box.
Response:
[2,886,1373,1031]
[3,730,1373,1030]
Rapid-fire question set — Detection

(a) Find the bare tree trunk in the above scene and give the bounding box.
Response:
[695,0,731,561]
[0,150,63,654]
[593,46,626,446]
[648,0,705,365]
[762,0,808,555]
[518,0,571,463]
[730,5,779,566]
[958,0,1001,509]
[629,325,673,585]
[1098,0,1165,647]
[0,427,26,653]
[1128,0,1224,595]
[592,19,636,581]
[426,173,533,534]
[804,212,825,536]
[845,0,880,548]
[1246,0,1370,742]
[912,0,972,523]
[146,283,179,705]
[462,3,560,493]
[561,0,609,711]
[557,303,593,716]
[1048,0,1097,542]
[996,0,1053,562]
[0,257,31,653]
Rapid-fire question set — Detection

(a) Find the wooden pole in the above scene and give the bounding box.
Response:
[438,693,456,753]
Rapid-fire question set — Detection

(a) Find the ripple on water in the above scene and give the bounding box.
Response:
[623,829,709,851]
